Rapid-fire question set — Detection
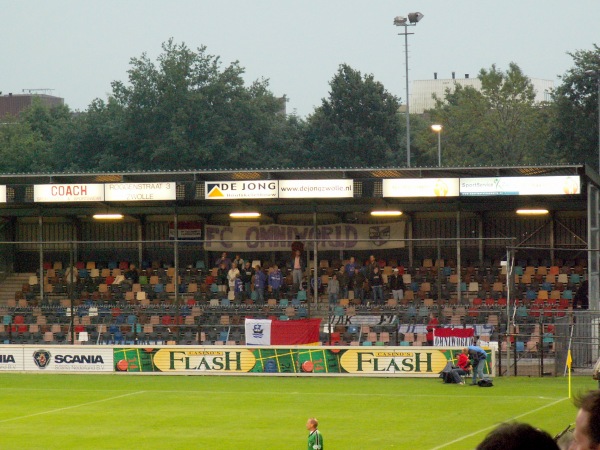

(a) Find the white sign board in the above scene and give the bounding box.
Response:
[0,347,23,370]
[278,179,353,198]
[383,178,460,197]
[105,182,176,201]
[459,176,581,196]
[34,184,104,202]
[0,185,6,203]
[23,347,114,372]
[205,181,278,199]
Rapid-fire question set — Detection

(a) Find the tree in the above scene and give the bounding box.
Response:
[302,64,402,168]
[416,63,554,166]
[100,39,294,171]
[551,44,600,167]
[0,99,71,173]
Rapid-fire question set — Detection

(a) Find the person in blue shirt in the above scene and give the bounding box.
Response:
[253,265,266,305]
[467,345,489,385]
[234,275,244,303]
[268,265,283,300]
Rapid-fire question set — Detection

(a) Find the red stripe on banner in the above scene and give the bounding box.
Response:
[433,328,475,338]
[271,318,321,345]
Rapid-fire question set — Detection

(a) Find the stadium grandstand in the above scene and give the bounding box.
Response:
[0,164,598,375]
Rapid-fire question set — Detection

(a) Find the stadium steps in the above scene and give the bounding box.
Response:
[0,273,34,305]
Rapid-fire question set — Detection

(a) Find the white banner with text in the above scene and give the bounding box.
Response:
[204,222,405,252]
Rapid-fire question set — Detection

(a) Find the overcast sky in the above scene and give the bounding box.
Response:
[3,1,599,117]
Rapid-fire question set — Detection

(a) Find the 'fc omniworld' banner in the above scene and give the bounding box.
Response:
[204,222,406,251]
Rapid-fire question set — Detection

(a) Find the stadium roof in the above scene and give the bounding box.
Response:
[0,163,590,184]
[0,164,595,218]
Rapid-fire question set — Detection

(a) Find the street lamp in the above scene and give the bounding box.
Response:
[585,69,600,174]
[394,12,424,168]
[431,124,442,167]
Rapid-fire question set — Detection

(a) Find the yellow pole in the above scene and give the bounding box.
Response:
[567,349,573,398]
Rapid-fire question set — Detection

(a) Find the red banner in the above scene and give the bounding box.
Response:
[433,328,475,346]
[271,319,321,345]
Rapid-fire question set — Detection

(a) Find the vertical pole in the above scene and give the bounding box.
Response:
[597,77,600,175]
[70,240,75,345]
[313,211,318,307]
[38,215,44,305]
[456,210,462,304]
[437,130,441,167]
[404,24,411,168]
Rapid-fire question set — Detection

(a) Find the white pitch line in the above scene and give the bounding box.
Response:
[0,391,145,424]
[428,397,569,450]
[0,387,564,401]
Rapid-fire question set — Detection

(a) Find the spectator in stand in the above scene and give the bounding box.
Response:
[227,264,240,294]
[426,313,440,346]
[327,273,340,306]
[369,266,384,305]
[215,252,231,270]
[232,254,245,272]
[291,235,304,255]
[253,265,266,304]
[345,257,359,278]
[476,422,559,450]
[240,261,255,300]
[468,345,490,385]
[388,268,406,302]
[351,267,366,304]
[570,390,600,450]
[216,262,228,294]
[63,265,79,298]
[337,269,349,299]
[233,274,244,303]
[268,265,283,300]
[573,280,589,309]
[124,264,139,286]
[367,255,378,278]
[291,249,305,292]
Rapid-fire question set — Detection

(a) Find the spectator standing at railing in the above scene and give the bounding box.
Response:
[344,257,359,277]
[291,235,304,255]
[268,265,283,300]
[234,274,244,303]
[232,254,244,272]
[290,249,305,292]
[369,266,384,305]
[327,273,340,305]
[367,255,378,278]
[215,252,231,270]
[216,263,228,294]
[240,261,254,300]
[253,265,266,305]
[351,267,366,304]
[227,264,240,293]
[426,313,440,346]
[64,265,78,298]
[337,269,349,299]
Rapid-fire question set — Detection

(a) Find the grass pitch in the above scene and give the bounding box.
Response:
[0,374,593,449]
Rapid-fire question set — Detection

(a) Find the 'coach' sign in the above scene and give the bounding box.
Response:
[34,184,104,202]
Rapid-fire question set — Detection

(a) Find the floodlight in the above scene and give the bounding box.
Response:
[230,212,261,218]
[93,214,124,220]
[371,210,402,217]
[393,16,407,26]
[408,12,424,24]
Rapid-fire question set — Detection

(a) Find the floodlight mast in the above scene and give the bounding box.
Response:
[394,12,424,168]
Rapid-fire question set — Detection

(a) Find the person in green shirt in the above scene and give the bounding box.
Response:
[306,418,323,450]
